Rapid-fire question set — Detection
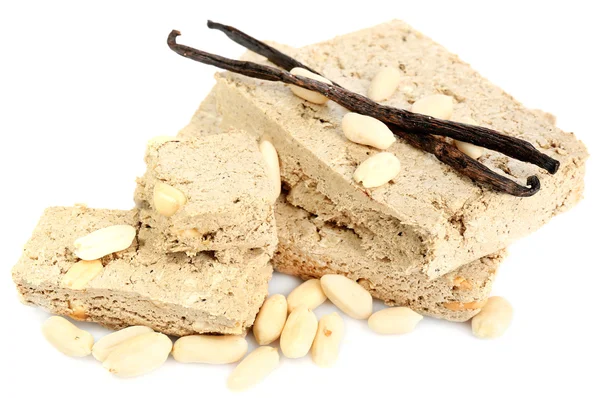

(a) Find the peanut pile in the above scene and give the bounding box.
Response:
[41,274,513,392]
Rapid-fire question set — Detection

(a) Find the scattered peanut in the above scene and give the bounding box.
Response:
[443,300,487,311]
[289,67,332,104]
[102,332,172,378]
[454,140,484,159]
[92,325,154,362]
[367,67,402,101]
[61,260,103,290]
[41,316,94,357]
[172,335,248,364]
[452,276,473,290]
[471,296,513,339]
[176,228,201,239]
[452,116,484,159]
[287,279,327,313]
[259,140,281,203]
[153,182,187,217]
[353,152,401,188]
[342,112,396,149]
[253,294,288,345]
[74,225,136,261]
[411,94,453,119]
[67,300,89,321]
[320,274,373,320]
[368,307,423,335]
[311,312,344,367]
[227,346,280,392]
[280,305,318,358]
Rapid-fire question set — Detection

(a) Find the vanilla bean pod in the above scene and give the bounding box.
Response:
[167,29,549,196]
[207,20,324,77]
[390,126,540,196]
[204,22,559,175]
[204,22,541,196]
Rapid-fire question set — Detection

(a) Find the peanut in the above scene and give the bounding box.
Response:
[320,274,373,319]
[227,346,279,392]
[368,307,423,334]
[74,225,136,261]
[455,140,484,159]
[444,300,487,311]
[289,67,332,104]
[311,312,344,367]
[176,228,201,239]
[153,182,187,217]
[452,117,484,159]
[92,325,154,362]
[471,296,513,339]
[280,305,318,358]
[62,260,103,290]
[367,67,402,101]
[172,335,248,364]
[353,152,401,188]
[41,316,94,357]
[453,276,473,290]
[259,140,281,203]
[68,300,89,321]
[287,279,327,313]
[253,294,288,345]
[411,94,453,119]
[342,112,396,149]
[102,332,172,378]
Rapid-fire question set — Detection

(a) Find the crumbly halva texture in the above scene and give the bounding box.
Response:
[211,20,588,279]
[273,196,503,321]
[134,132,278,255]
[12,207,272,336]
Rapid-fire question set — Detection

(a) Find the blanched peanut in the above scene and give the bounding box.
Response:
[42,316,94,357]
[471,296,513,339]
[368,67,402,101]
[62,260,103,290]
[287,279,327,313]
[368,307,423,334]
[253,294,288,345]
[172,335,248,364]
[67,300,89,321]
[342,113,396,149]
[454,117,484,159]
[153,182,187,217]
[280,305,318,358]
[455,140,484,159]
[102,332,172,378]
[259,140,281,203]
[92,325,154,361]
[289,67,332,104]
[74,225,136,261]
[353,152,401,188]
[412,94,453,119]
[227,346,279,392]
[311,312,344,367]
[320,274,373,320]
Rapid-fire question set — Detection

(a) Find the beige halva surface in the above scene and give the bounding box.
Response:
[12,207,272,336]
[212,20,588,280]
[135,133,277,255]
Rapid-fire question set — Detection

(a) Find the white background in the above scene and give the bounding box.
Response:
[1,1,598,397]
